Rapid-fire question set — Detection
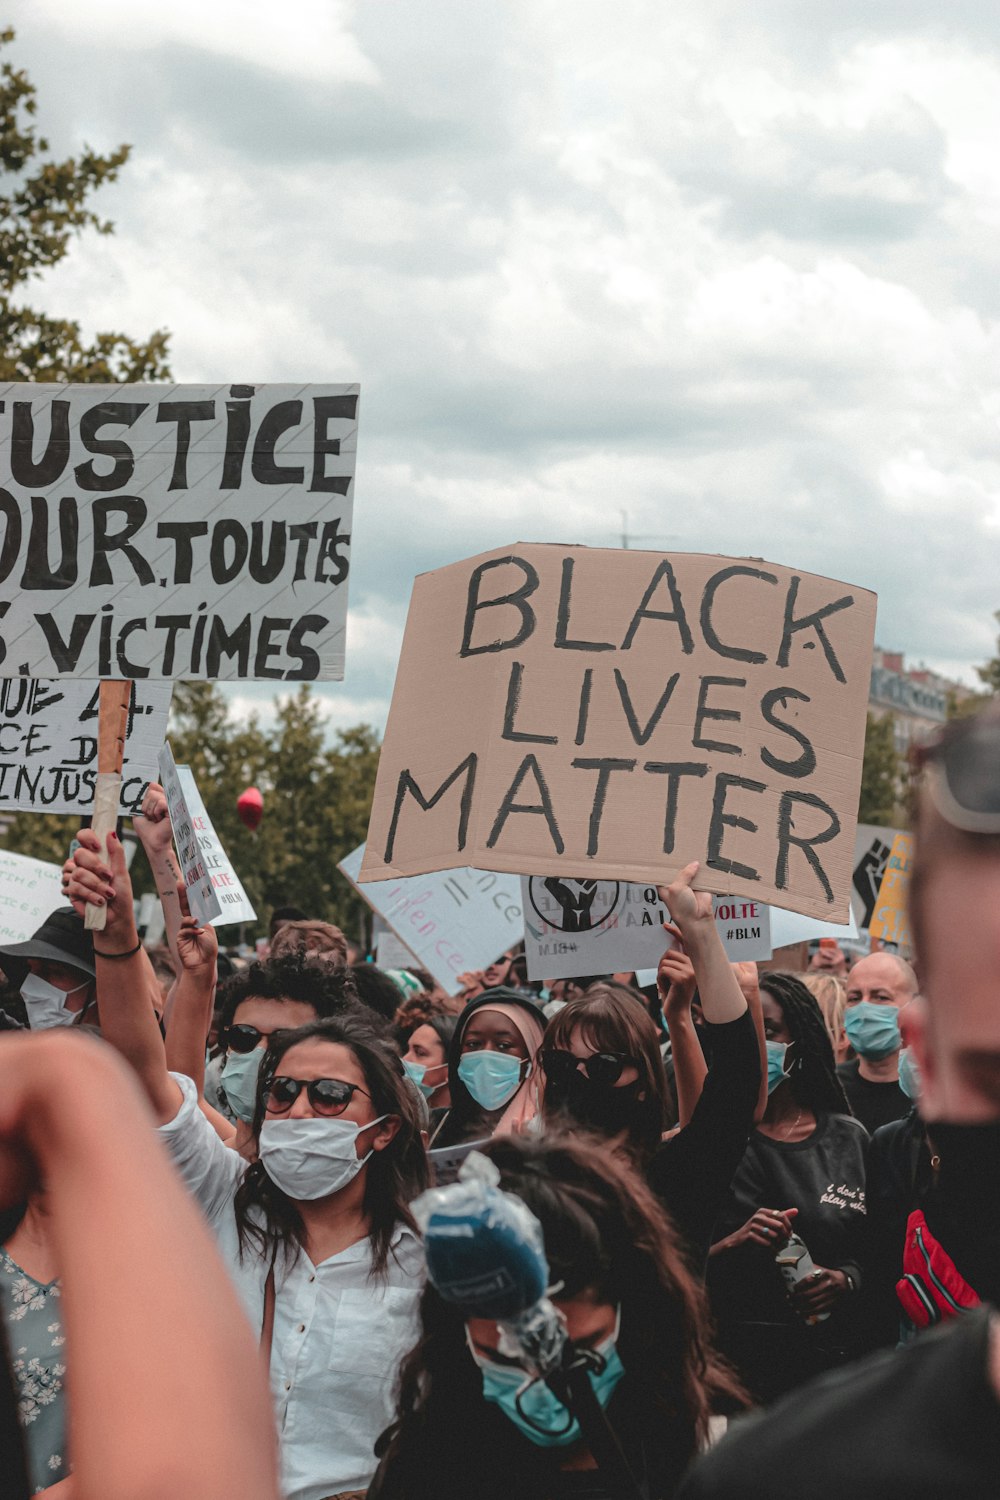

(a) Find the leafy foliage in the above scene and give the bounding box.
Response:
[859,711,901,826]
[0,26,170,382]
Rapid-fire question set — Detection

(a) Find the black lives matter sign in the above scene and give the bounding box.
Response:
[361,544,877,921]
[0,383,359,680]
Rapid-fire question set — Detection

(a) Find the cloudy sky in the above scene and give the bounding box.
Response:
[6,0,1000,735]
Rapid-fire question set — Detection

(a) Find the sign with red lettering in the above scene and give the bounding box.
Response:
[338,842,522,994]
[360,544,877,920]
[522,876,772,979]
[0,382,359,680]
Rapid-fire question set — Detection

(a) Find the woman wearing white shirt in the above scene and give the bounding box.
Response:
[66,828,428,1500]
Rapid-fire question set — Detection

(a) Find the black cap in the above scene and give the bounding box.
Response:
[0,907,95,985]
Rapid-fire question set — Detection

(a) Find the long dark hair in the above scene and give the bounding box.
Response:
[541,984,669,1161]
[233,1015,429,1278]
[760,972,851,1116]
[370,1132,745,1500]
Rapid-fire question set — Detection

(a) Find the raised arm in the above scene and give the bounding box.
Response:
[163,890,218,1099]
[657,942,707,1128]
[133,783,183,966]
[658,862,747,1023]
[0,1030,278,1500]
[66,830,182,1126]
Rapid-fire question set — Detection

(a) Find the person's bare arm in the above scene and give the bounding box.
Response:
[658,863,748,1024]
[657,944,707,1128]
[133,783,183,966]
[163,896,218,1100]
[66,830,181,1125]
[0,1030,278,1500]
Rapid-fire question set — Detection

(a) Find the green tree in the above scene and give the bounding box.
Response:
[859,711,901,826]
[975,610,1000,696]
[0,26,170,381]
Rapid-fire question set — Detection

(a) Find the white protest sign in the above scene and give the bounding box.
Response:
[0,383,359,681]
[522,876,771,981]
[769,905,859,949]
[0,678,171,814]
[176,766,257,927]
[158,742,220,925]
[341,842,522,994]
[375,928,422,972]
[0,849,65,945]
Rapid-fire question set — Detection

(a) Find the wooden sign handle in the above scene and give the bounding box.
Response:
[85,680,133,933]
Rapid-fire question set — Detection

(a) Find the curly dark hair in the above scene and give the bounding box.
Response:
[759,971,851,1116]
[233,1014,428,1279]
[370,1131,745,1500]
[216,952,360,1042]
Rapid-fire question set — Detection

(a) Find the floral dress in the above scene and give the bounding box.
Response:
[0,1248,67,1493]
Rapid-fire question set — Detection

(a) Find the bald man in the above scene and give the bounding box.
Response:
[836,951,917,1133]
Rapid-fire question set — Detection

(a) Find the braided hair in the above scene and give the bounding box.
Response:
[759,971,851,1116]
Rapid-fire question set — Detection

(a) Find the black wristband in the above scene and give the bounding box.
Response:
[93,939,143,960]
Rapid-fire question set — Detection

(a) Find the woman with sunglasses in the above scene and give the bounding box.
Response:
[369,1132,745,1500]
[65,829,429,1500]
[428,989,547,1150]
[541,863,762,1275]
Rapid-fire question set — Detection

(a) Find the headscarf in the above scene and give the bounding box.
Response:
[455,997,546,1137]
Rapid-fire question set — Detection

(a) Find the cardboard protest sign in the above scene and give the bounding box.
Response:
[0,677,171,815]
[851,823,901,931]
[158,743,220,925]
[0,849,64,945]
[176,767,257,926]
[868,832,913,952]
[340,842,523,994]
[361,545,877,920]
[374,927,422,973]
[0,383,359,681]
[522,876,771,980]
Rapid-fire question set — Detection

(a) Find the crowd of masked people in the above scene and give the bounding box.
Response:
[0,709,998,1500]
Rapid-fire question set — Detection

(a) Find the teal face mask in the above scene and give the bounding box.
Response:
[220,1047,265,1124]
[897,1046,921,1101]
[765,1040,790,1095]
[403,1058,447,1099]
[458,1051,527,1111]
[844,1001,901,1060]
[469,1310,624,1448]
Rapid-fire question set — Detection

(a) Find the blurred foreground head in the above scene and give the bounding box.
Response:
[910,703,1000,1123]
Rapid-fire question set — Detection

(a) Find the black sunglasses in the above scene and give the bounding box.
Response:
[540,1048,636,1087]
[918,712,1000,833]
[226,1023,288,1054]
[264,1075,373,1117]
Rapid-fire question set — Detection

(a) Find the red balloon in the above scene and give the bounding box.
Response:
[237,786,264,831]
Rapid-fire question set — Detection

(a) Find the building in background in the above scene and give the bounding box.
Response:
[868,648,974,755]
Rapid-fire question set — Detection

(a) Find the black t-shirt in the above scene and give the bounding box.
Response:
[837,1057,910,1134]
[706,1112,869,1400]
[677,1307,1000,1500]
[646,1011,760,1275]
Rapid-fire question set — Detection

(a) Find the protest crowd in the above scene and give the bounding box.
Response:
[0,387,993,1500]
[0,697,997,1500]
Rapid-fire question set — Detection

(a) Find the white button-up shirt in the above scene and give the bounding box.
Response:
[159,1073,424,1500]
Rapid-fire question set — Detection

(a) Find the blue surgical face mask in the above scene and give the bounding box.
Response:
[766,1040,791,1095]
[403,1058,447,1099]
[469,1310,624,1448]
[220,1047,265,1124]
[458,1050,527,1111]
[897,1046,921,1101]
[844,1001,901,1061]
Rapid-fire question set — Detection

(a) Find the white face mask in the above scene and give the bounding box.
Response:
[21,972,89,1029]
[257,1114,386,1201]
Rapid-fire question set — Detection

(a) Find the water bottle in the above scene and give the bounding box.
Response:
[775,1232,830,1324]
